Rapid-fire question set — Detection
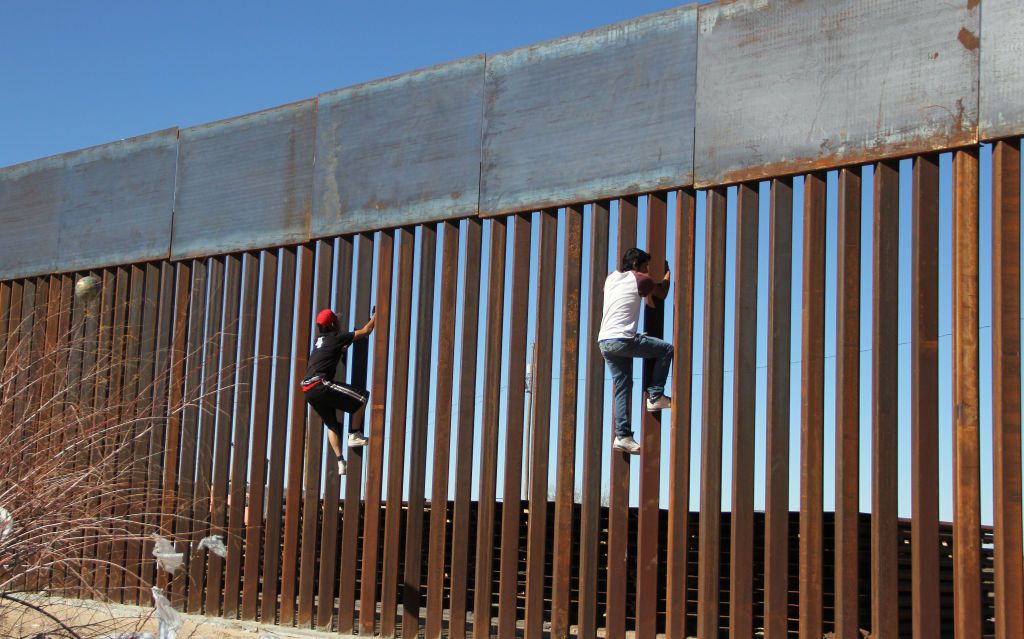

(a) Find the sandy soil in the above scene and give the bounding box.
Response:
[0,594,356,639]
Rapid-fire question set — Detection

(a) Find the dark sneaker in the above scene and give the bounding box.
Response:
[613,435,641,455]
[645,395,672,412]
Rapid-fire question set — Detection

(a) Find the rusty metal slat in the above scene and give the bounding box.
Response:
[358,229,396,636]
[95,268,127,597]
[316,236,354,630]
[872,160,900,638]
[763,178,793,639]
[911,155,941,639]
[729,183,759,639]
[206,255,242,616]
[108,265,146,602]
[667,190,696,639]
[425,221,461,639]
[403,223,439,637]
[337,233,375,633]
[139,262,175,603]
[551,206,583,639]
[296,240,334,627]
[380,227,416,638]
[636,194,667,639]
[51,274,76,595]
[607,195,637,639]
[524,211,557,639]
[224,253,259,617]
[279,244,315,625]
[185,256,225,612]
[952,149,982,638]
[697,187,727,639]
[38,274,66,594]
[449,218,483,639]
[240,249,279,621]
[472,217,508,639]
[126,264,161,603]
[497,214,531,639]
[0,281,10,374]
[578,201,609,639]
[834,168,861,639]
[799,173,826,639]
[156,262,191,594]
[259,247,298,624]
[992,139,1024,639]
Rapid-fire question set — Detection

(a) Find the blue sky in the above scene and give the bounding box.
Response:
[4,2,1015,525]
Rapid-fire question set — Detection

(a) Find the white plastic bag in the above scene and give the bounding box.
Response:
[196,534,227,558]
[151,534,184,575]
[151,587,182,639]
[0,507,12,541]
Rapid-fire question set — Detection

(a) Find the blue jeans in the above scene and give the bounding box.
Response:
[599,334,674,438]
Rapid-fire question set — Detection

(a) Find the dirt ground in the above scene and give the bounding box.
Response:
[0,594,356,639]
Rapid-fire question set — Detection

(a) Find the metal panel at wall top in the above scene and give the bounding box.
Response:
[0,129,177,280]
[312,55,484,237]
[695,0,980,186]
[980,0,1024,140]
[480,5,697,216]
[172,100,315,260]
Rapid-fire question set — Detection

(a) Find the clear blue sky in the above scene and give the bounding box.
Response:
[3,2,1009,526]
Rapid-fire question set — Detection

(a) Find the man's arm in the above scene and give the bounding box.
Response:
[353,310,376,341]
[652,269,671,300]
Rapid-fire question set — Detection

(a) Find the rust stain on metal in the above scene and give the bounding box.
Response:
[957,27,980,51]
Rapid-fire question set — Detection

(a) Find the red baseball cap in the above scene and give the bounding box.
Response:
[315,309,338,330]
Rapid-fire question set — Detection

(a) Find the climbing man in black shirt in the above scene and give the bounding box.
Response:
[301,307,376,475]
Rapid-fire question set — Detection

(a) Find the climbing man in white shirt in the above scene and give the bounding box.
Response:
[598,247,672,454]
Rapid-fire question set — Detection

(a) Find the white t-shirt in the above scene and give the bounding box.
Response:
[598,269,655,341]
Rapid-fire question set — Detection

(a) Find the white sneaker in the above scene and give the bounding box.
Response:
[645,395,672,412]
[613,436,641,455]
[348,431,368,448]
[337,458,347,476]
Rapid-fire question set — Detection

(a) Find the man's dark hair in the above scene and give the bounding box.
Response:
[620,247,651,272]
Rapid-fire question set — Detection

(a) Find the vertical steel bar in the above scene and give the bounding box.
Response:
[259,247,297,624]
[551,206,583,639]
[764,178,793,639]
[524,211,557,639]
[952,148,982,638]
[316,236,354,630]
[729,183,759,639]
[206,254,242,615]
[53,274,78,595]
[579,201,610,639]
[186,256,225,613]
[380,227,416,638]
[449,218,484,639]
[992,139,1024,639]
[338,233,375,633]
[425,220,461,639]
[872,159,900,639]
[697,187,727,639]
[911,155,941,639]
[296,240,333,627]
[799,172,826,639]
[157,262,191,595]
[108,265,145,602]
[835,168,861,639]
[280,244,315,625]
[606,196,637,639]
[497,214,532,639]
[637,193,667,639]
[403,224,439,637]
[0,281,10,376]
[224,252,259,618]
[359,229,396,636]
[240,249,279,621]
[473,217,508,639]
[667,190,696,639]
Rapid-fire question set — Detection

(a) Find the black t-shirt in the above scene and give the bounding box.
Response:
[304,331,354,380]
